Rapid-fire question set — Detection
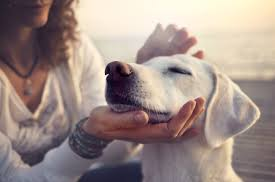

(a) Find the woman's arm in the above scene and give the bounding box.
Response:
[0,129,99,182]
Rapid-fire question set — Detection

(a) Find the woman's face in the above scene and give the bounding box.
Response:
[1,0,54,28]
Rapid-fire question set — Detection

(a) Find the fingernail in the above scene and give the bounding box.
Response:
[190,101,196,109]
[195,97,205,102]
[134,112,147,123]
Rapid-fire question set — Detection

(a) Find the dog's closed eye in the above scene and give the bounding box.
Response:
[168,67,192,76]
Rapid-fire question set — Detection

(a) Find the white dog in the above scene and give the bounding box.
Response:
[105,54,260,182]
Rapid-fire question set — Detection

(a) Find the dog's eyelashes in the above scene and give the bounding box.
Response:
[168,67,192,76]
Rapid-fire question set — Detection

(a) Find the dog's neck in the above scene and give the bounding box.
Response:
[141,137,242,182]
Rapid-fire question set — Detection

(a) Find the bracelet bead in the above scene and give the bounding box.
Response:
[69,117,112,159]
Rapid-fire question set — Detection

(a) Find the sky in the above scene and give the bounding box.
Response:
[76,0,275,38]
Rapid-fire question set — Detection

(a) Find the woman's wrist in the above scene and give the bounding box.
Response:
[69,117,112,159]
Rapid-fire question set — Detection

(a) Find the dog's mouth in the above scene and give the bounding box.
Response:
[106,93,172,124]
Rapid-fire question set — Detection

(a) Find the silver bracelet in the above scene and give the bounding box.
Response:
[69,117,112,159]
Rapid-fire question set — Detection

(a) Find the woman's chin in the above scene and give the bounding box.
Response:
[14,4,52,29]
[24,17,49,28]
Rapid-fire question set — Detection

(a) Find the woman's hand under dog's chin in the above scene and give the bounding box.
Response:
[82,97,205,143]
[136,24,204,64]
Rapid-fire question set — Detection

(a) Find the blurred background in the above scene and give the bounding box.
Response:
[76,0,275,181]
[77,0,274,80]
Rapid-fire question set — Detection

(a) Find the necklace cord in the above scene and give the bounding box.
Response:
[0,54,39,79]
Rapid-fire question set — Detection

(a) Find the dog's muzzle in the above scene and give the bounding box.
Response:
[105,61,139,105]
[105,61,137,103]
[105,61,171,123]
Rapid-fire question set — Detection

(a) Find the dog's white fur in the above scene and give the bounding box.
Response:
[106,55,260,182]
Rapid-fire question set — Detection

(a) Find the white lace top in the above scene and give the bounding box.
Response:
[0,66,72,165]
[0,34,135,182]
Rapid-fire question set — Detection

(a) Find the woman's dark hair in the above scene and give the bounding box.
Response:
[38,0,79,67]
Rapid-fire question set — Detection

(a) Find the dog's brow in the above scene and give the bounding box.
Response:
[166,63,193,72]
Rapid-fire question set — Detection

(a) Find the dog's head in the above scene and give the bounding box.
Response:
[105,55,260,147]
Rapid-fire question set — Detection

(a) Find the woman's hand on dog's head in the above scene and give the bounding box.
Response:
[82,97,205,143]
[136,24,204,64]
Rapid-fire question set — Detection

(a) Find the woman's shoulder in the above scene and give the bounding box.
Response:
[0,69,8,91]
[68,32,105,74]
[71,32,102,61]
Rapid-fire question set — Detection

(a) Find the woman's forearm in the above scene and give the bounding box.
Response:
[0,130,96,182]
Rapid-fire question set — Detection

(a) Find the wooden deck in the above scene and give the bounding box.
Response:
[232,80,275,182]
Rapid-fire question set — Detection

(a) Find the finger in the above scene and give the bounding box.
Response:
[194,97,206,107]
[178,97,205,136]
[149,23,164,39]
[104,99,204,142]
[178,108,204,137]
[107,109,202,143]
[183,97,205,129]
[185,97,205,127]
[192,50,204,59]
[165,24,178,34]
[163,24,178,40]
[105,123,172,142]
[106,109,149,130]
[178,36,197,53]
[142,23,163,47]
[153,23,163,34]
[136,47,152,64]
[169,28,189,50]
[107,121,200,143]
[166,100,196,138]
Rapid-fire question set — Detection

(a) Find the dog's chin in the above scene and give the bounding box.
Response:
[109,104,171,124]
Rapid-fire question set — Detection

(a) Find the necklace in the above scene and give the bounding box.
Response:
[0,54,39,96]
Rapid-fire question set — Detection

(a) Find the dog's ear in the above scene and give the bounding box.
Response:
[204,70,260,148]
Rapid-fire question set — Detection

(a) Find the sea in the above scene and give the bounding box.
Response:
[90,31,275,80]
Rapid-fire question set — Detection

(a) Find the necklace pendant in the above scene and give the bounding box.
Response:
[23,79,33,96]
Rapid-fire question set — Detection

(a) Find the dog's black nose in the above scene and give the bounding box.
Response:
[105,61,133,81]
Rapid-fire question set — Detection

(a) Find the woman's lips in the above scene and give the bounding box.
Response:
[22,3,51,8]
[16,0,52,8]
[18,2,52,13]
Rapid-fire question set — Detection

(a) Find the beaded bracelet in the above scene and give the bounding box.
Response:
[69,117,112,159]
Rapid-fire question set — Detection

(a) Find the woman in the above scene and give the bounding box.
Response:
[0,0,205,181]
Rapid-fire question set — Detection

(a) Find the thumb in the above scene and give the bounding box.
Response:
[109,110,149,130]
